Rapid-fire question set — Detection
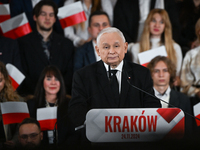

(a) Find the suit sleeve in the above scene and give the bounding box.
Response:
[17,37,34,95]
[68,71,89,128]
[62,39,74,95]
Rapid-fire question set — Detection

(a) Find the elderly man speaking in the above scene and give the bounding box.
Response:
[67,27,161,147]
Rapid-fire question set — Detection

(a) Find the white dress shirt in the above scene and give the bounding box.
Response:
[154,86,170,108]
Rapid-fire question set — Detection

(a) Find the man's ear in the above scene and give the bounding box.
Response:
[88,26,91,35]
[33,15,37,21]
[95,45,100,56]
[124,42,128,53]
[40,131,43,140]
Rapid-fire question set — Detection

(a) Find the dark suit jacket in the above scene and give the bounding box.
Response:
[9,0,64,35]
[74,41,96,72]
[0,36,22,71]
[69,60,161,127]
[18,31,74,96]
[114,0,180,43]
[169,89,193,135]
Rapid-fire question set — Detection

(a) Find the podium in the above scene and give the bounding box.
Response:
[85,108,184,142]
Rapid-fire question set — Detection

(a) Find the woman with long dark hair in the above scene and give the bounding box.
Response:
[27,65,69,144]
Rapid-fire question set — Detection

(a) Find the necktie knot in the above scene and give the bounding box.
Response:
[110,70,118,76]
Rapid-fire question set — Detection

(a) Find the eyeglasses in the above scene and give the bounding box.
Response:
[19,133,40,140]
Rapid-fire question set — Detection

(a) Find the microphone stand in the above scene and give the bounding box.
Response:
[126,73,200,121]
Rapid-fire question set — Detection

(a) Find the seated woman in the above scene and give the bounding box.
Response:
[0,61,22,148]
[130,9,182,86]
[27,65,69,145]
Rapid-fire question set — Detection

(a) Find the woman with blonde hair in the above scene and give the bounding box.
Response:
[0,61,22,148]
[130,9,182,86]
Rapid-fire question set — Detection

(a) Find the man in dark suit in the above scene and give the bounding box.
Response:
[68,27,161,146]
[73,11,111,72]
[147,56,193,135]
[18,0,74,96]
[114,0,180,43]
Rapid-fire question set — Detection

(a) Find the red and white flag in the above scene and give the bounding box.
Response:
[6,63,25,90]
[138,46,167,67]
[0,4,10,23]
[37,107,57,131]
[57,1,87,29]
[0,102,30,125]
[193,102,200,126]
[0,12,32,39]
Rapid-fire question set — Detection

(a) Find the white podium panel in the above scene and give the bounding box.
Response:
[86,108,184,142]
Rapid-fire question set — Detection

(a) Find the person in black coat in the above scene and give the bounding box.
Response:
[17,0,74,96]
[68,27,161,147]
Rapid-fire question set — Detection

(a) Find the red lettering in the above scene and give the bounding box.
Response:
[114,116,121,132]
[105,116,112,132]
[139,116,146,132]
[122,116,129,132]
[147,115,157,132]
[131,116,138,132]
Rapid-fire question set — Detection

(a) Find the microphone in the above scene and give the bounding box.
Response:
[123,66,200,121]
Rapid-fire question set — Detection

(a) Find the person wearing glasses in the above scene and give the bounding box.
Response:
[18,118,43,150]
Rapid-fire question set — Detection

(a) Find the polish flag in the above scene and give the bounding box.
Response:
[138,46,167,67]
[0,4,10,23]
[6,64,25,90]
[57,1,87,29]
[0,12,32,39]
[37,107,57,131]
[193,102,200,126]
[0,102,30,125]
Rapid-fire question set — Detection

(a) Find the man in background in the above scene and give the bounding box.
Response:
[73,11,111,72]
[18,0,74,96]
[18,118,43,150]
[147,56,193,135]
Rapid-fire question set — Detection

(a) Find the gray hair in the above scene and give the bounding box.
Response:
[96,27,126,46]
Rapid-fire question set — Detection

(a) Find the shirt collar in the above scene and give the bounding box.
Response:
[154,86,171,97]
[104,60,124,72]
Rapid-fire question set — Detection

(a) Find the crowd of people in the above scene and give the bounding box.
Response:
[0,0,200,149]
